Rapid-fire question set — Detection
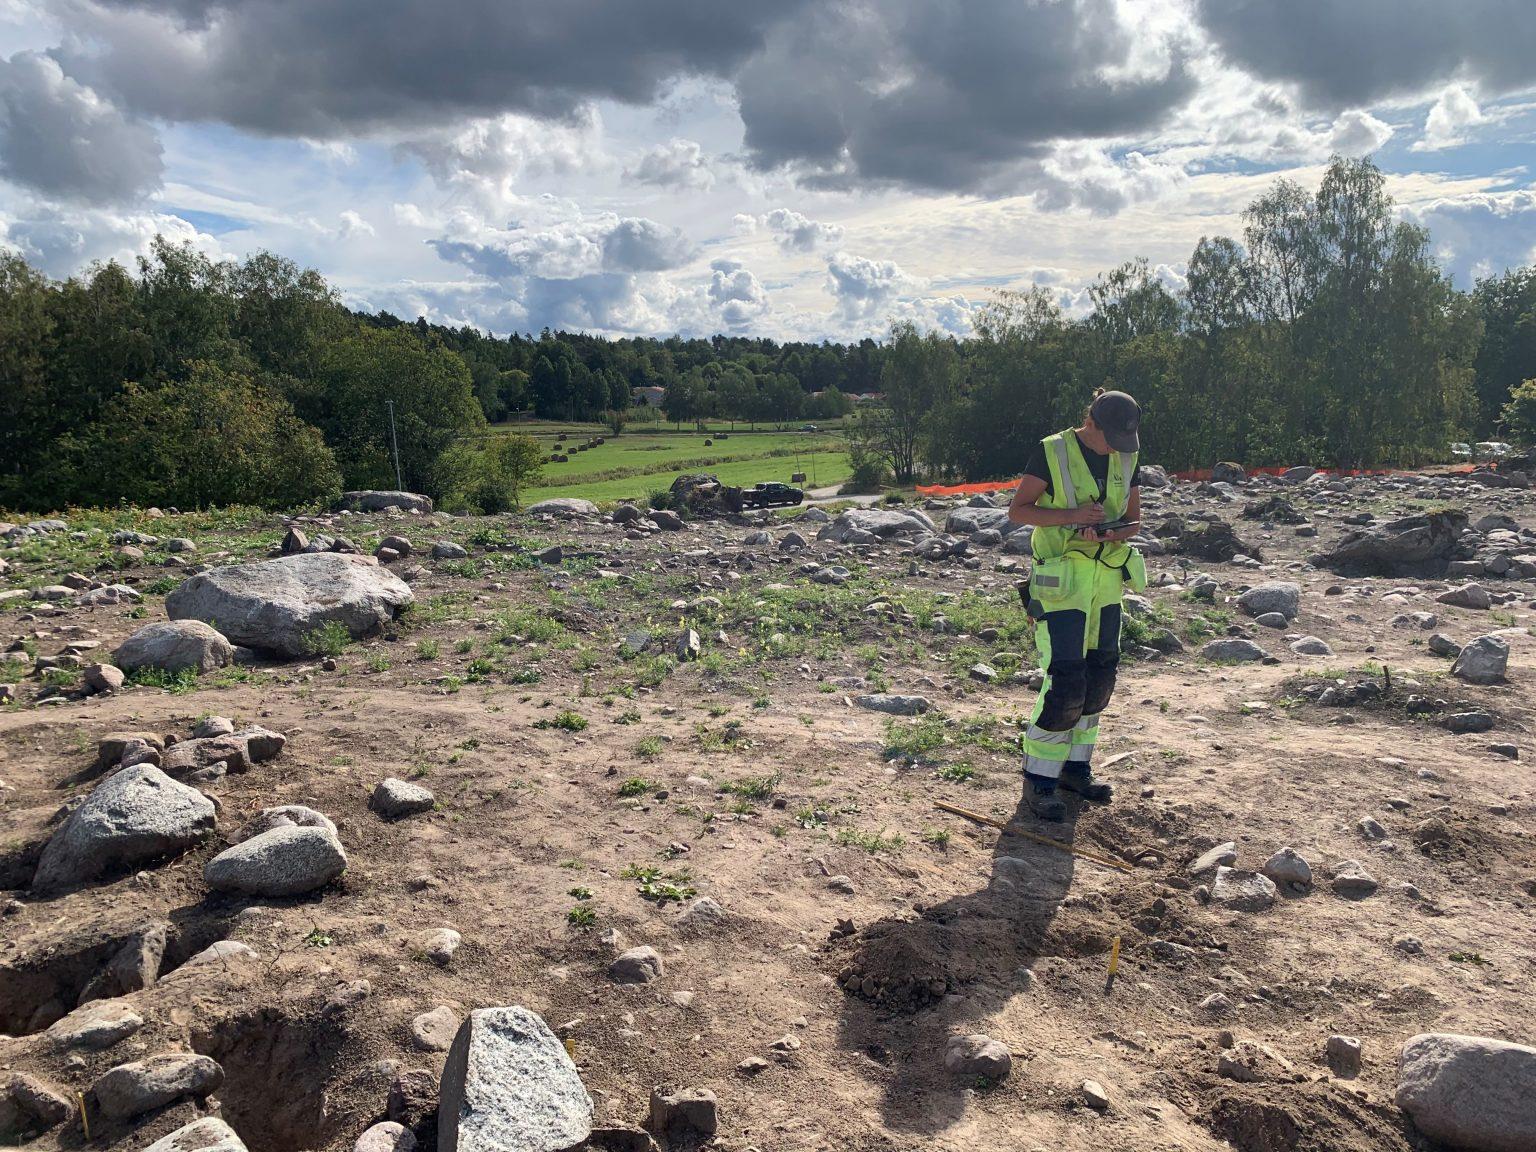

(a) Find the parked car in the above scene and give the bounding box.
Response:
[801,423,819,432]
[729,481,804,509]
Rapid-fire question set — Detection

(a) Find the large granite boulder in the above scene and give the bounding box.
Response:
[114,620,234,675]
[818,508,935,543]
[944,507,1021,536]
[204,825,347,897]
[339,491,433,513]
[143,1118,248,1152]
[1314,510,1467,576]
[1396,1033,1536,1152]
[439,1006,593,1152]
[33,765,215,891]
[166,553,413,657]
[526,498,598,518]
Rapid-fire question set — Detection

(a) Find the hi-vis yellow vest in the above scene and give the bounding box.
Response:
[1030,429,1137,565]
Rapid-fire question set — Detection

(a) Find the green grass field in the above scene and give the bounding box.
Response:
[491,424,852,504]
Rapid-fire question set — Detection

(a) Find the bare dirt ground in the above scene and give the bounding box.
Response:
[1,476,1533,1151]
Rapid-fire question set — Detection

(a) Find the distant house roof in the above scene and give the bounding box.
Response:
[632,386,666,404]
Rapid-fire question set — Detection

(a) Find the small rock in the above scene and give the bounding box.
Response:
[943,1034,1011,1081]
[1081,1079,1110,1111]
[356,1122,416,1152]
[92,1052,223,1120]
[1211,867,1277,912]
[416,928,462,967]
[1330,859,1378,898]
[1260,846,1312,888]
[854,693,931,715]
[1452,635,1509,684]
[610,946,664,984]
[1327,1034,1362,1078]
[371,777,436,819]
[1189,842,1238,875]
[649,1086,718,1136]
[411,1006,460,1052]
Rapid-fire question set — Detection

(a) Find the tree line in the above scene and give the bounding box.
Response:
[852,156,1536,484]
[2,155,1534,514]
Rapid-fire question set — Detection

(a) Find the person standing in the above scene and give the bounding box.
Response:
[1006,390,1146,821]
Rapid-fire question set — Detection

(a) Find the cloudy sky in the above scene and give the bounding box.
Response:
[2,0,1534,342]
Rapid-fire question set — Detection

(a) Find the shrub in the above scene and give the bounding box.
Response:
[300,620,352,657]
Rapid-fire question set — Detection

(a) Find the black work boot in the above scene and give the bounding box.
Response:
[1059,764,1113,803]
[1024,772,1066,822]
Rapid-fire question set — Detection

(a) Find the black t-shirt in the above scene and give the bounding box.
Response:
[1022,431,1141,502]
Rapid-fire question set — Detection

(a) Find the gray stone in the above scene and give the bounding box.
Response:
[1396,1033,1536,1152]
[1189,842,1238,874]
[417,927,462,966]
[371,777,436,819]
[1428,633,1462,657]
[92,1052,223,1120]
[1330,859,1378,898]
[83,662,126,693]
[1254,612,1289,629]
[610,946,664,984]
[339,490,434,513]
[943,1034,1012,1081]
[0,1072,73,1135]
[33,764,215,891]
[1218,1041,1294,1083]
[1081,1079,1111,1111]
[526,498,598,518]
[944,507,1016,536]
[675,897,727,935]
[1211,866,1277,912]
[204,825,347,897]
[193,715,236,738]
[1237,581,1301,620]
[45,999,143,1050]
[854,693,931,715]
[79,922,168,1003]
[431,541,469,560]
[438,1006,593,1152]
[1314,510,1467,576]
[1201,638,1267,663]
[1327,1034,1363,1078]
[1212,461,1246,484]
[1452,636,1509,684]
[1290,636,1333,656]
[649,1086,718,1136]
[181,940,256,967]
[411,1006,460,1052]
[675,628,700,662]
[1437,583,1492,610]
[817,508,934,543]
[143,1118,249,1152]
[1260,847,1312,888]
[166,552,413,657]
[115,620,235,674]
[231,804,337,854]
[356,1121,416,1152]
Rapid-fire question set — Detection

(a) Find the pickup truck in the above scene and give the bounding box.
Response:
[727,481,805,510]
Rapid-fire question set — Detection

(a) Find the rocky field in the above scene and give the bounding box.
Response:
[1,467,1534,1152]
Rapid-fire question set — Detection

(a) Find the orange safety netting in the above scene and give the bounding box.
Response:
[913,480,1020,496]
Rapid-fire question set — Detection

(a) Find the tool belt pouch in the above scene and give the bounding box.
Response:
[1122,547,1148,592]
[1028,554,1080,608]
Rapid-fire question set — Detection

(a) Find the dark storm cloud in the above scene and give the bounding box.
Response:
[61,0,814,136]
[1196,0,1536,108]
[735,0,1198,191]
[52,0,1196,195]
[0,50,163,203]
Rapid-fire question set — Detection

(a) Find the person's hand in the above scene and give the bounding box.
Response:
[1076,503,1105,526]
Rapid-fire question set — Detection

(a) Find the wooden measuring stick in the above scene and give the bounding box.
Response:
[932,800,1134,873]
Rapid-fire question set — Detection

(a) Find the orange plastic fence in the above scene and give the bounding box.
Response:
[913,480,1019,496]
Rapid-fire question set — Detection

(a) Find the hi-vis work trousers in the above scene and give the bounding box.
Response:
[1022,558,1124,781]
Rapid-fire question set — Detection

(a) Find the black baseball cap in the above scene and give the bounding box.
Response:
[1091,390,1140,452]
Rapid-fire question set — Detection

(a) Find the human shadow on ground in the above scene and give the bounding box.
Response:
[832,794,1118,1138]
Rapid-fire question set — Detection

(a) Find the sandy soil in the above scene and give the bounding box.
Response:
[1,481,1533,1151]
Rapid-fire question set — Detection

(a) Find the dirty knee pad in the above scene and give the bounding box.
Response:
[1036,659,1088,731]
[1083,651,1120,717]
